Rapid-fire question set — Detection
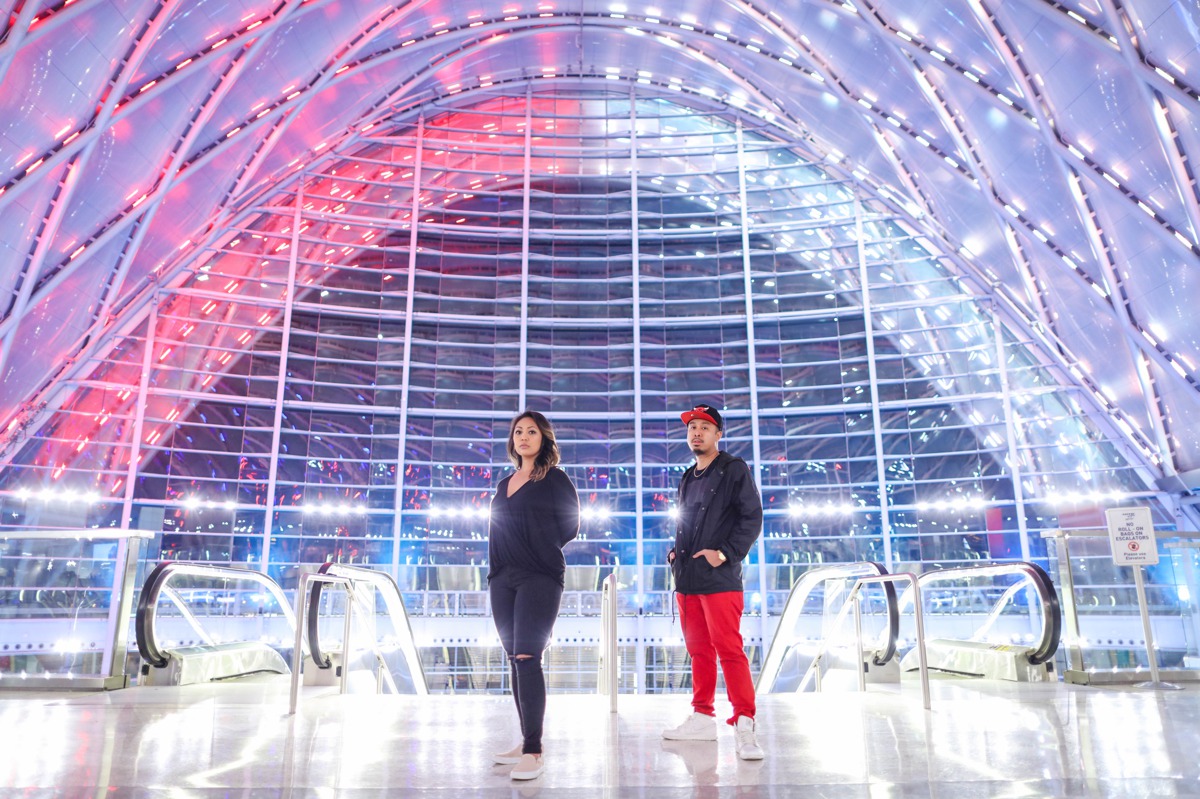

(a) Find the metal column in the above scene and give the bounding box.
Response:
[518,87,533,410]
[854,195,895,570]
[393,115,426,576]
[629,88,647,691]
[260,178,304,569]
[119,298,159,530]
[991,304,1033,563]
[734,120,771,648]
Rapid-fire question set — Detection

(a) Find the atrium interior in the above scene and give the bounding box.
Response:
[1,0,1200,795]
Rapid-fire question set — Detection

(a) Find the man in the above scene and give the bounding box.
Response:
[663,403,765,761]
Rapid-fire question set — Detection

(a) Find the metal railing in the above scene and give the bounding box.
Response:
[757,561,899,693]
[307,562,427,694]
[135,561,298,669]
[291,572,353,712]
[802,573,932,710]
[291,562,428,713]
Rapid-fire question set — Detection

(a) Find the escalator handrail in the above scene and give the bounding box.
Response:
[757,561,900,693]
[306,562,336,669]
[897,562,1061,666]
[135,561,298,668]
[305,562,429,694]
[870,566,900,667]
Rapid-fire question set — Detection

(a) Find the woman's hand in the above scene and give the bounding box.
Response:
[691,549,726,567]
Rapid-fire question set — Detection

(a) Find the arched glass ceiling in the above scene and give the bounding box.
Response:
[0,90,1176,601]
[0,0,1198,510]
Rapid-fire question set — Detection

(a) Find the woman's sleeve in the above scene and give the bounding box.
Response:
[555,470,580,546]
[487,483,501,538]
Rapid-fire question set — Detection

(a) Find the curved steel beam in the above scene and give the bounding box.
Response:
[1095,0,1200,241]
[0,0,363,210]
[743,0,1184,480]
[753,0,1199,405]
[0,0,188,375]
[4,3,960,326]
[0,0,117,64]
[0,0,44,91]
[7,0,1190,460]
[215,13,799,205]
[8,12,809,332]
[1025,0,1200,110]
[965,0,1193,468]
[0,0,481,344]
[737,0,1082,338]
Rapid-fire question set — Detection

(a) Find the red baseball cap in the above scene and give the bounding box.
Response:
[681,403,723,430]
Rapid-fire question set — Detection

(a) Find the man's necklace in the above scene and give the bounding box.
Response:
[693,461,711,478]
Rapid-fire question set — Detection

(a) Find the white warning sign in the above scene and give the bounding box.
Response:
[1104,507,1158,566]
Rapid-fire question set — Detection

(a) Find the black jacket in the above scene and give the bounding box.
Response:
[669,451,763,595]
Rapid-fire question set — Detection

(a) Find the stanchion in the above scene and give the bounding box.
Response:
[598,574,618,713]
[1105,507,1181,691]
[1132,565,1181,691]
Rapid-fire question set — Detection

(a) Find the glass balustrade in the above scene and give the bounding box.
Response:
[0,529,148,688]
[1045,528,1200,683]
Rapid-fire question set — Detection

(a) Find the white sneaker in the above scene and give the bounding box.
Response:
[734,715,764,760]
[510,753,544,780]
[493,743,523,765]
[662,712,717,741]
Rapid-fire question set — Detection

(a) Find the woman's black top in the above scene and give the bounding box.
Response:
[487,467,580,585]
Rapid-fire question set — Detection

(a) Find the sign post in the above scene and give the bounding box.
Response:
[1104,507,1178,690]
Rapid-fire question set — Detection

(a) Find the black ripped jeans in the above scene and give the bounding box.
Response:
[488,567,563,755]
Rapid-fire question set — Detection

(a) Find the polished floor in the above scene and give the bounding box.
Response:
[1,676,1198,797]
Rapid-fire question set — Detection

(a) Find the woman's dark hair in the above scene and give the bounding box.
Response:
[506,411,560,481]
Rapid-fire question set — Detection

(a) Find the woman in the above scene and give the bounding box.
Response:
[487,410,579,781]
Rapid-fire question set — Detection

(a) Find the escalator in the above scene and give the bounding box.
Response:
[896,562,1061,681]
[303,562,428,695]
[136,560,428,694]
[757,562,900,693]
[758,560,1062,692]
[136,562,297,685]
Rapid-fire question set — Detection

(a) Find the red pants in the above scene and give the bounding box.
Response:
[677,591,756,725]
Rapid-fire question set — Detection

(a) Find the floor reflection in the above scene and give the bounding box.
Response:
[0,678,1196,797]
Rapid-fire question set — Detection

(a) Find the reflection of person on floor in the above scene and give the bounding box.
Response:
[660,739,719,785]
[487,411,580,781]
[662,404,765,761]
